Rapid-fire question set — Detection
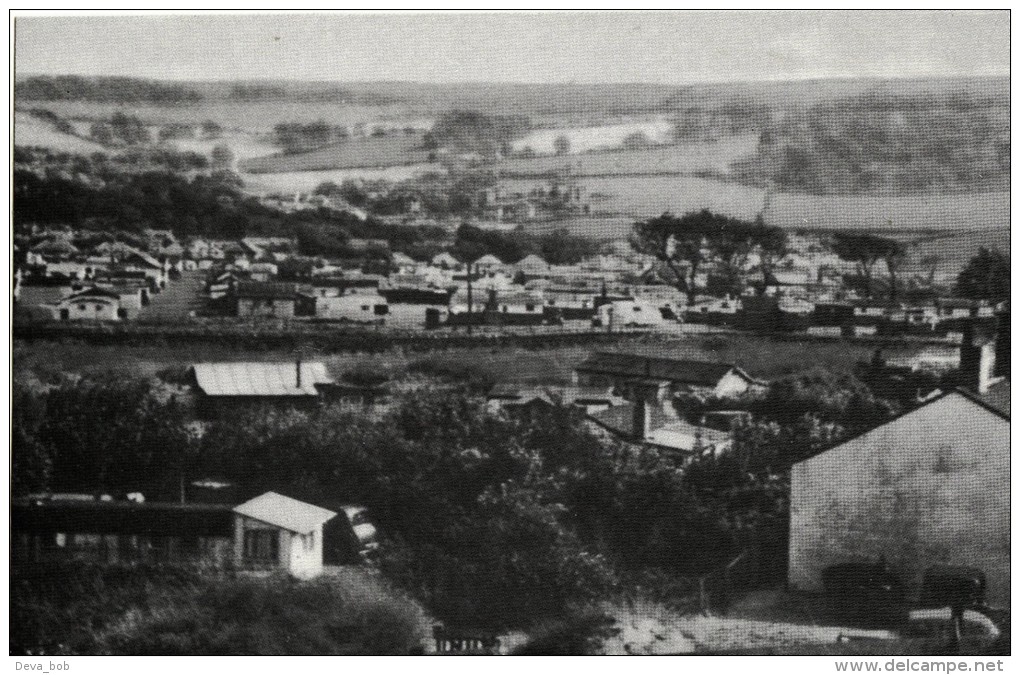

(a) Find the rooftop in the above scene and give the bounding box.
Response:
[577,352,755,387]
[963,378,1010,418]
[234,281,299,299]
[193,361,334,398]
[233,492,336,534]
[488,384,617,405]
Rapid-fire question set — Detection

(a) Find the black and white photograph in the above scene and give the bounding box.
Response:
[9,9,1011,658]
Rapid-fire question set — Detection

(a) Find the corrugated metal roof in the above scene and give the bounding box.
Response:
[233,492,336,534]
[193,362,334,397]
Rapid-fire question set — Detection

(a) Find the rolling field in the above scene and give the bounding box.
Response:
[767,190,1010,232]
[15,100,419,131]
[497,133,759,176]
[511,118,675,154]
[14,115,106,153]
[506,174,766,220]
[240,163,434,195]
[169,132,279,163]
[239,134,434,173]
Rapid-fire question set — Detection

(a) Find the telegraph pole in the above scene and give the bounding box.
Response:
[466,262,474,336]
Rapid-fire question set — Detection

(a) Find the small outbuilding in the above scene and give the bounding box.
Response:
[232,492,337,579]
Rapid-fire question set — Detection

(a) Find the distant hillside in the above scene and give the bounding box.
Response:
[16,75,203,103]
[16,74,1008,115]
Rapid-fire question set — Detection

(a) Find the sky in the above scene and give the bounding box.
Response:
[14,10,1010,84]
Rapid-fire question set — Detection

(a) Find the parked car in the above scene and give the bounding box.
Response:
[822,560,906,628]
[323,504,378,564]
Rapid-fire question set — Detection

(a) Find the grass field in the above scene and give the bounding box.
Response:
[497,134,759,176]
[506,174,766,220]
[239,134,434,173]
[241,163,433,195]
[15,100,419,131]
[14,333,927,388]
[511,118,675,155]
[767,190,1010,232]
[14,114,107,154]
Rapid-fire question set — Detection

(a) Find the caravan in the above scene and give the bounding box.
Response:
[593,299,667,328]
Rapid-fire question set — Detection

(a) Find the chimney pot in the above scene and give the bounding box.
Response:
[631,392,652,440]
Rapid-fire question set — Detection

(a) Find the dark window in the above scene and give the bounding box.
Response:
[525,304,535,312]
[361,305,370,311]
[374,304,389,315]
[243,529,279,563]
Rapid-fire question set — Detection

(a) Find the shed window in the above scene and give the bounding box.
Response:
[361,305,370,311]
[95,305,103,311]
[79,304,87,311]
[243,529,279,563]
[525,304,535,312]
[374,304,389,316]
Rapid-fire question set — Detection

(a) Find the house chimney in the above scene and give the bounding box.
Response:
[995,307,1010,378]
[959,322,996,394]
[296,357,302,388]
[631,394,652,441]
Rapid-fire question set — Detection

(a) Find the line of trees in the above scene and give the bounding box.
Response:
[633,209,1008,305]
[18,75,202,103]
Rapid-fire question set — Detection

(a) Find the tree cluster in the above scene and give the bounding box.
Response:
[631,210,787,302]
[671,100,772,142]
[89,112,153,147]
[954,247,1010,304]
[449,224,599,267]
[14,166,258,238]
[272,121,351,154]
[831,232,907,300]
[732,92,1010,194]
[428,110,531,159]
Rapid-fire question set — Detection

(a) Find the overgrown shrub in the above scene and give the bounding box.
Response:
[12,562,429,655]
